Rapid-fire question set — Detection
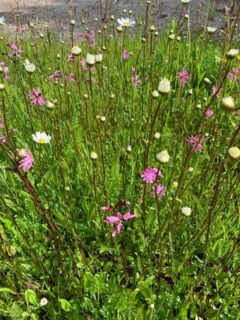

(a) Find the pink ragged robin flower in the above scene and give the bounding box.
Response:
[17,149,34,171]
[141,167,163,184]
[186,135,204,152]
[48,70,62,81]
[88,40,96,48]
[152,184,166,198]
[227,67,240,81]
[178,68,191,87]
[29,89,46,106]
[118,200,131,206]
[132,75,142,86]
[211,85,219,97]
[76,32,86,40]
[0,61,9,74]
[204,108,214,118]
[122,49,130,60]
[85,30,95,40]
[68,54,75,62]
[65,72,75,82]
[132,67,137,74]
[102,205,113,212]
[9,43,23,58]
[104,211,137,237]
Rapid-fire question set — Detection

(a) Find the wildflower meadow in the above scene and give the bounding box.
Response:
[0,1,240,319]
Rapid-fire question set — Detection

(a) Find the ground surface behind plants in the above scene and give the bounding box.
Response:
[0,0,237,34]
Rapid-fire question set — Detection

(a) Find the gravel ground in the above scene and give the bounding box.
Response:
[0,0,238,35]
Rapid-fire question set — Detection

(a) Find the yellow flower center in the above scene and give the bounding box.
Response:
[37,138,46,144]
[123,21,130,27]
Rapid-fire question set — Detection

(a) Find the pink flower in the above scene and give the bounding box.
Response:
[68,54,75,62]
[132,76,142,86]
[80,59,87,71]
[29,89,46,106]
[141,167,163,184]
[186,135,204,152]
[211,85,219,97]
[122,50,130,60]
[86,31,95,40]
[102,205,113,212]
[118,200,131,206]
[76,32,86,40]
[227,67,240,81]
[88,40,96,48]
[152,184,166,198]
[105,211,137,237]
[204,108,214,118]
[65,72,75,82]
[0,61,9,74]
[48,70,62,81]
[18,149,34,171]
[178,68,191,87]
[131,67,137,74]
[9,43,23,58]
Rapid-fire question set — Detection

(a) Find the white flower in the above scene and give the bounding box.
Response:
[71,46,81,56]
[117,17,135,28]
[181,0,190,4]
[32,132,51,144]
[207,27,217,34]
[86,54,95,66]
[222,96,235,110]
[204,77,211,84]
[188,167,194,172]
[127,145,132,153]
[0,84,5,91]
[90,151,98,160]
[40,297,48,306]
[117,25,123,32]
[226,49,239,59]
[152,90,159,98]
[182,207,191,216]
[158,78,171,94]
[154,132,161,139]
[46,101,56,109]
[95,54,103,63]
[228,147,240,160]
[156,150,170,163]
[173,181,178,188]
[24,59,36,73]
[0,17,5,26]
[169,34,175,40]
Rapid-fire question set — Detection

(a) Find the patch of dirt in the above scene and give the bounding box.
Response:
[0,0,238,35]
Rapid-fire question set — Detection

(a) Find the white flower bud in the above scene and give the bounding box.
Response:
[182,207,191,216]
[90,152,98,160]
[71,46,81,56]
[86,54,95,66]
[222,96,235,110]
[228,146,240,160]
[158,78,171,94]
[156,150,170,163]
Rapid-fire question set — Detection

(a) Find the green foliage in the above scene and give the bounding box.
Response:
[0,6,239,320]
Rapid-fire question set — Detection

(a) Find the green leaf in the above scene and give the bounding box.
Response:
[0,287,17,295]
[25,289,39,306]
[59,299,72,312]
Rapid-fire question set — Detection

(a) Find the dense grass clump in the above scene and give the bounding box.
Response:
[0,3,240,319]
